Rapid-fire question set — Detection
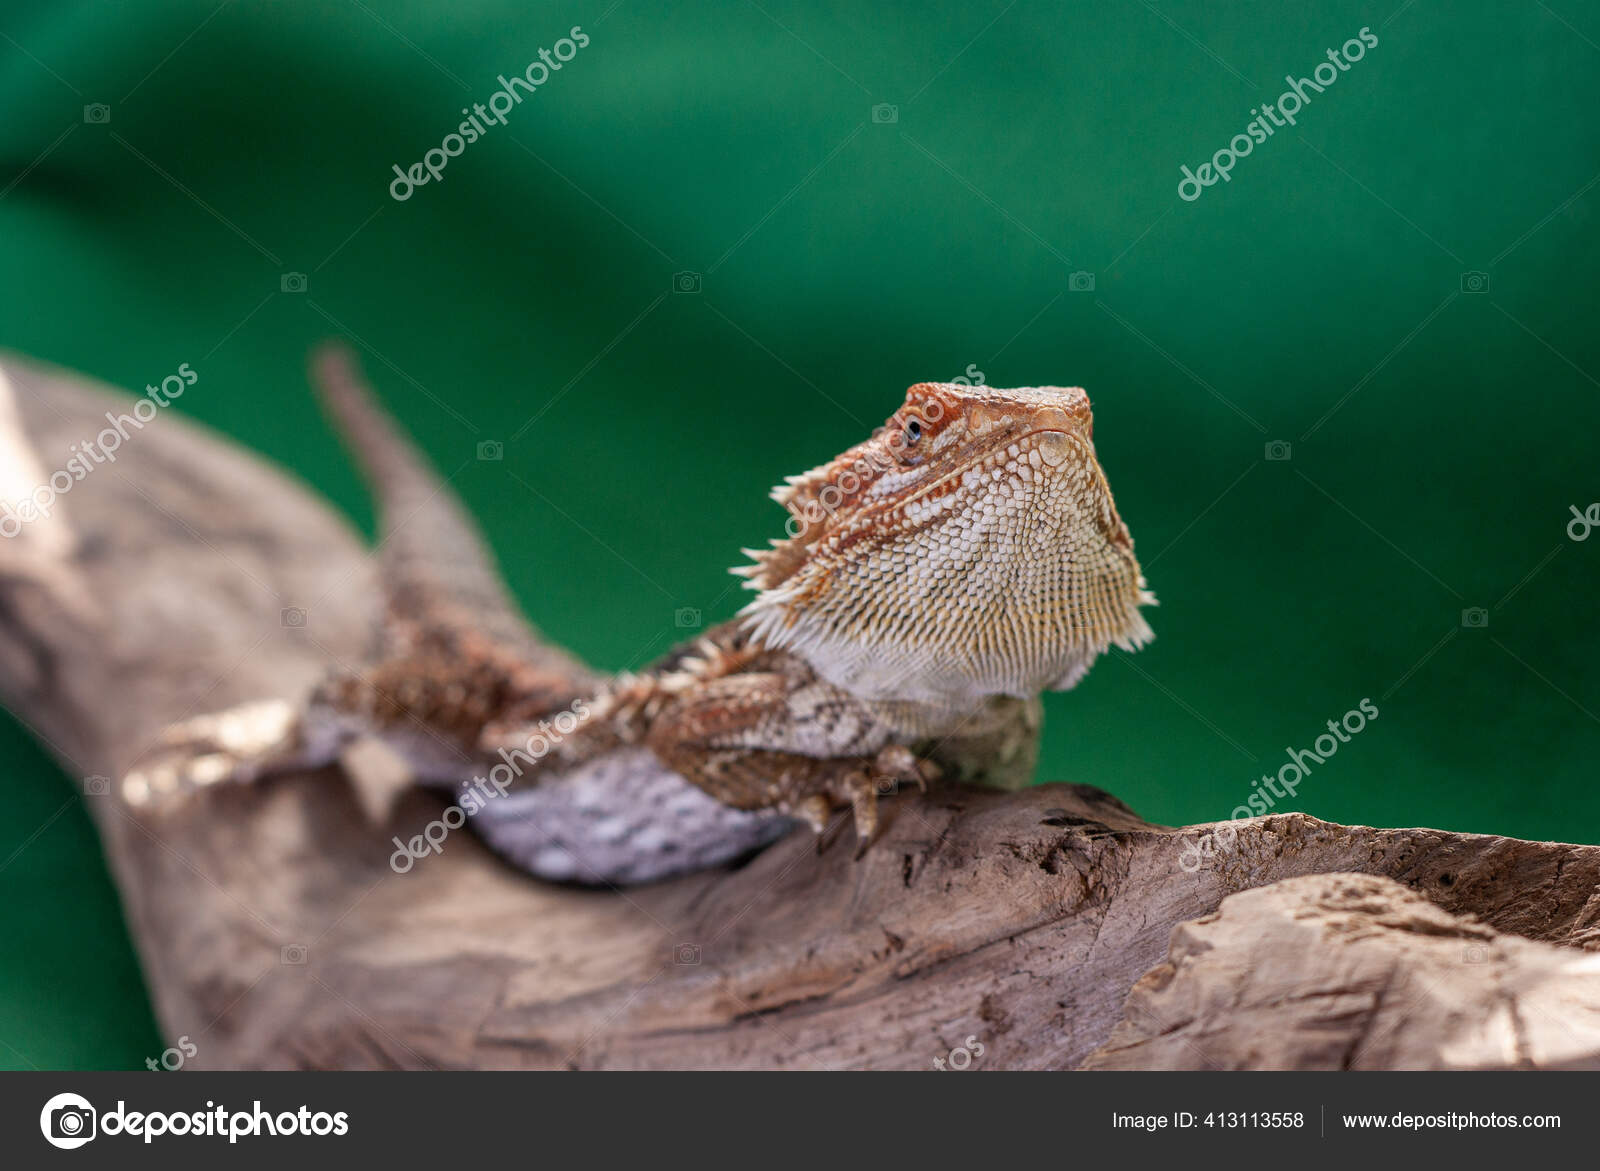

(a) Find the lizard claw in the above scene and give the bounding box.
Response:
[839,746,938,860]
[871,744,933,795]
[849,772,880,856]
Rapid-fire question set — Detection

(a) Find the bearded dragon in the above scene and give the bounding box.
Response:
[121,345,1155,884]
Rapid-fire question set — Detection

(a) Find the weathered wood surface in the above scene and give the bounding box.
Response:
[1,352,1596,1070]
[1084,873,1600,1070]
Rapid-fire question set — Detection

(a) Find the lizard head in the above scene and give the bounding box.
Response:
[734,382,1155,706]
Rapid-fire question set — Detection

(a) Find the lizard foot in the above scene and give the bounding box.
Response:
[120,699,326,808]
[792,792,858,857]
[787,748,926,858]
[794,793,833,837]
[870,744,938,796]
[849,746,938,858]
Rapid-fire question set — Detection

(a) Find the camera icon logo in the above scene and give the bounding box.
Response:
[1462,942,1489,964]
[1460,271,1489,294]
[280,606,307,628]
[83,775,110,796]
[281,943,308,965]
[674,606,702,629]
[672,271,702,294]
[871,103,899,124]
[280,271,308,294]
[1461,607,1489,629]
[1264,440,1292,461]
[1068,271,1095,293]
[674,943,701,965]
[476,439,503,461]
[40,1092,96,1149]
[83,103,110,124]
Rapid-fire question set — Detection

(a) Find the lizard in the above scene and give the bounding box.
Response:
[120,344,1156,885]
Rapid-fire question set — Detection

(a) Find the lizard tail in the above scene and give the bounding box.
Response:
[308,341,597,683]
[310,341,474,559]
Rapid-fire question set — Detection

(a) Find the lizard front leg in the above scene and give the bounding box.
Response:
[119,696,355,807]
[642,672,934,850]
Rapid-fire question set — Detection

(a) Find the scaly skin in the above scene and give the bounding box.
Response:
[121,352,1154,885]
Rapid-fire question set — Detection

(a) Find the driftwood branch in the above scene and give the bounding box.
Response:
[2,352,1597,1070]
[1084,872,1600,1070]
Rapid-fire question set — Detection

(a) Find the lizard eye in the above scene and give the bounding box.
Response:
[904,418,922,444]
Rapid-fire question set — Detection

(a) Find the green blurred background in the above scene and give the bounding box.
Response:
[1,0,1596,1068]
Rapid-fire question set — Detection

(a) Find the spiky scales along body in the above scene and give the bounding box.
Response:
[121,354,1154,885]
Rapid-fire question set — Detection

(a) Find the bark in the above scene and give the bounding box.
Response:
[1,352,1597,1071]
[1083,873,1600,1070]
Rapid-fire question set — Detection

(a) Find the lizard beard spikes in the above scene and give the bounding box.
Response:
[735,382,1156,707]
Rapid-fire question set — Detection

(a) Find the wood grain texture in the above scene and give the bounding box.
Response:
[2,352,1597,1071]
[1084,873,1600,1070]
